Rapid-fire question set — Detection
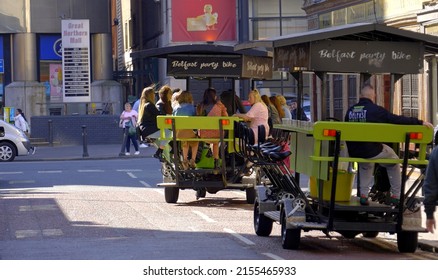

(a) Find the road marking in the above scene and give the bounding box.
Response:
[0,171,23,175]
[140,181,152,188]
[15,229,40,239]
[8,180,35,184]
[261,252,284,260]
[78,170,104,173]
[42,229,63,237]
[127,172,137,178]
[117,169,143,172]
[19,204,58,211]
[224,228,255,245]
[193,210,216,223]
[38,170,62,174]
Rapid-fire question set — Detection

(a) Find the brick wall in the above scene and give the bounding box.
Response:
[30,115,124,145]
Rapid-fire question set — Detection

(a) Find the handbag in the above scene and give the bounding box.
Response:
[126,120,137,135]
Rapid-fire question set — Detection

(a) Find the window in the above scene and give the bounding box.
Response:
[401,74,419,118]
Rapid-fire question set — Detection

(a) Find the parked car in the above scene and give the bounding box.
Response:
[0,120,34,161]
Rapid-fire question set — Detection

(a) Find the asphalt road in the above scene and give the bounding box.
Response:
[1,158,437,261]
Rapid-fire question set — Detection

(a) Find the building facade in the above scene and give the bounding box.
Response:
[0,0,122,124]
[117,0,438,123]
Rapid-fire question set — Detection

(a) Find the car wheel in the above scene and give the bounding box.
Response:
[0,142,16,162]
[253,201,273,236]
[164,187,179,203]
[397,231,418,253]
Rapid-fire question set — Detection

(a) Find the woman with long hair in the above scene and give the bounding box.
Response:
[156,85,173,115]
[138,86,166,159]
[234,89,269,144]
[270,95,285,120]
[197,87,228,169]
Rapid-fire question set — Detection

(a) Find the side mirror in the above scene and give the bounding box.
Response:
[0,127,4,137]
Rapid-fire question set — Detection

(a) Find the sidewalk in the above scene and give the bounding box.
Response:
[11,144,438,253]
[15,143,156,161]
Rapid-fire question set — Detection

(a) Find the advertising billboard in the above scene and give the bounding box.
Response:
[171,0,236,42]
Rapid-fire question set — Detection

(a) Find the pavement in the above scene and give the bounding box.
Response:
[9,143,438,254]
[15,143,156,162]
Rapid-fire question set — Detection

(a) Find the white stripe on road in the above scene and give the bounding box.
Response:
[0,171,23,175]
[261,252,284,260]
[38,170,62,174]
[8,180,35,184]
[224,228,255,245]
[140,181,152,188]
[127,172,137,178]
[116,169,143,172]
[193,210,216,223]
[78,170,104,173]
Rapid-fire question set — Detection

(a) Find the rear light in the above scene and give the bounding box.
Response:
[165,118,173,125]
[409,132,423,140]
[323,129,337,137]
[221,119,230,125]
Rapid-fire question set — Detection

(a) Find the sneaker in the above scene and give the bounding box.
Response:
[134,151,140,155]
[359,196,369,206]
[125,152,130,156]
[387,196,400,206]
[139,143,149,148]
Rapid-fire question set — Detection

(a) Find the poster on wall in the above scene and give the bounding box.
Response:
[171,0,236,42]
[49,64,63,102]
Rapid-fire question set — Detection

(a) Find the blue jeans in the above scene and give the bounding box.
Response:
[125,128,139,152]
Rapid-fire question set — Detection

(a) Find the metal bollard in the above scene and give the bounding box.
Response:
[48,119,53,146]
[119,127,128,156]
[82,125,89,157]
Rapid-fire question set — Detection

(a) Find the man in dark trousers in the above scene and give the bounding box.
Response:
[423,146,438,233]
[344,84,433,206]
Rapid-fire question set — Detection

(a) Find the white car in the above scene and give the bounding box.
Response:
[0,120,34,161]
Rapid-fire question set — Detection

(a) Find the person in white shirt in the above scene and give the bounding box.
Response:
[14,109,28,133]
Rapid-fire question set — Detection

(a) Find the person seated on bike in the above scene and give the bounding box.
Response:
[344,84,433,206]
[234,89,269,144]
[138,86,169,160]
[197,88,228,169]
[173,90,199,170]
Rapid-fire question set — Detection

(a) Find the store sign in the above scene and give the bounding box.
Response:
[241,55,273,79]
[0,59,3,74]
[167,55,241,77]
[274,43,311,71]
[310,40,424,74]
[62,19,91,102]
[40,35,62,60]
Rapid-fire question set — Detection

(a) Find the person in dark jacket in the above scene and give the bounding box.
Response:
[344,84,433,206]
[138,86,168,160]
[423,146,438,233]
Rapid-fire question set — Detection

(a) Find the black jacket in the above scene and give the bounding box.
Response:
[139,102,160,137]
[344,98,423,158]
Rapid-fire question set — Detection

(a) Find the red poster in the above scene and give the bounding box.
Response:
[171,0,237,42]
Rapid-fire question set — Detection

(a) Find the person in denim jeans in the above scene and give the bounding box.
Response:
[120,102,140,156]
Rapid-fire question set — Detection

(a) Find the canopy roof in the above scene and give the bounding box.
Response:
[235,23,438,56]
[235,23,438,74]
[130,44,273,79]
[131,43,272,59]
